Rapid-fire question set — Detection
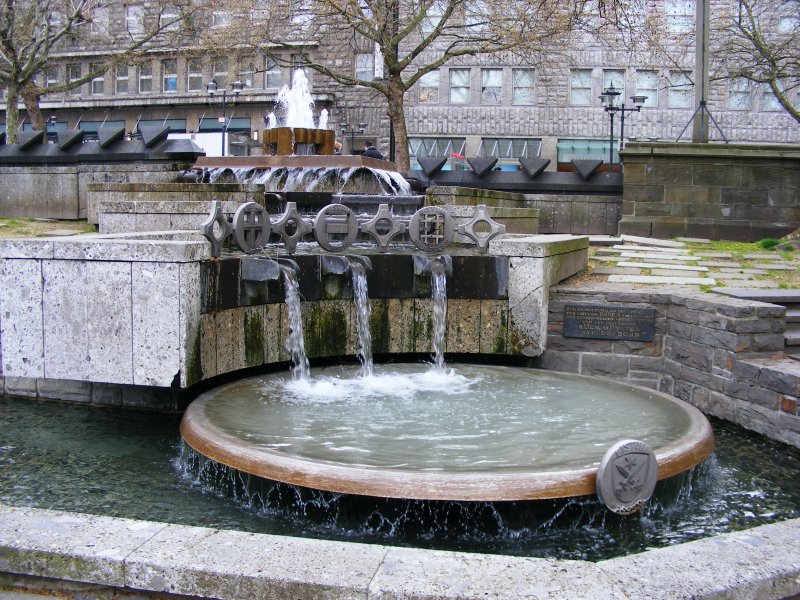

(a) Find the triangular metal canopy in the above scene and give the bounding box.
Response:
[467,157,498,178]
[571,159,603,180]
[57,130,84,150]
[140,125,171,148]
[18,130,45,150]
[98,126,126,148]
[519,157,550,178]
[417,156,448,177]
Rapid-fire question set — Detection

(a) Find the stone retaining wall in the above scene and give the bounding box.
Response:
[619,142,800,241]
[536,285,800,448]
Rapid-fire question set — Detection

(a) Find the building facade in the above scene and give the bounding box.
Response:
[1,0,798,167]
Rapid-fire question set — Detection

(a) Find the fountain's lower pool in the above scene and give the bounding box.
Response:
[1,390,799,561]
[180,364,714,501]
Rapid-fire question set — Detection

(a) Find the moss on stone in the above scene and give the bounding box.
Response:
[185,330,204,386]
[243,310,265,367]
[316,303,347,357]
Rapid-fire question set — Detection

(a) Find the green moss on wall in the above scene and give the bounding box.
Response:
[243,310,265,367]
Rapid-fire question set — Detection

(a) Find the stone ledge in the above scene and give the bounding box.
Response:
[0,505,798,600]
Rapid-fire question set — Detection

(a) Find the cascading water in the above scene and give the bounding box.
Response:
[350,262,373,377]
[430,264,448,372]
[281,266,309,380]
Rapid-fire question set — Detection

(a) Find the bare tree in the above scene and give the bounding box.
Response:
[0,0,197,143]
[713,0,800,124]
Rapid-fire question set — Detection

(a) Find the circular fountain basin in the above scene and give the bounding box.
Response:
[180,364,714,501]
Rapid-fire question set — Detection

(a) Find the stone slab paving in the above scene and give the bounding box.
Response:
[650,269,714,278]
[716,280,780,289]
[718,268,769,275]
[695,252,734,259]
[618,252,700,261]
[744,253,783,259]
[611,245,691,253]
[608,275,717,285]
[617,261,708,272]
[753,263,798,271]
[697,261,743,268]
[713,289,800,302]
[41,229,85,237]
[713,272,759,280]
[676,237,711,243]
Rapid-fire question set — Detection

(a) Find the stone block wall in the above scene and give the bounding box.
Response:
[92,183,264,233]
[0,163,189,222]
[619,143,800,241]
[535,285,799,448]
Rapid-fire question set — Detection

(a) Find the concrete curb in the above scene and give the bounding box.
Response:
[1,505,799,599]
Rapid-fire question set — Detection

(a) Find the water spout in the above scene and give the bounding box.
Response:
[280,262,309,380]
[428,258,450,373]
[349,258,373,377]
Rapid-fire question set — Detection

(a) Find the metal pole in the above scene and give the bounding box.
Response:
[609,111,615,170]
[221,90,227,157]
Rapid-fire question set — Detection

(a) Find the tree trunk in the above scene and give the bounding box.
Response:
[21,82,44,131]
[386,75,410,172]
[4,82,21,144]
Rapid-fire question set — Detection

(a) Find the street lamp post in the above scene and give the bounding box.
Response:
[207,78,244,156]
[599,83,647,173]
[339,122,367,154]
[45,114,57,143]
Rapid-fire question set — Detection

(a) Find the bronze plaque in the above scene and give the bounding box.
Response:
[563,303,656,341]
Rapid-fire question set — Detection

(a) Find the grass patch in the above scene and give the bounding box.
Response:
[0,217,95,239]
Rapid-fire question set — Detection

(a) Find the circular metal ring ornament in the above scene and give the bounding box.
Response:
[408,206,454,253]
[272,201,312,255]
[313,203,358,252]
[233,202,271,253]
[199,200,233,258]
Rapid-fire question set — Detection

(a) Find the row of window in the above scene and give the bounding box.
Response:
[42,56,298,97]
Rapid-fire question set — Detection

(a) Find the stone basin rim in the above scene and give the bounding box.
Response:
[180,370,716,502]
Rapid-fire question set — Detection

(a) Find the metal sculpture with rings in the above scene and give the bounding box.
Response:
[200,200,506,257]
[233,202,271,253]
[408,206,454,253]
[457,204,506,255]
[200,200,233,257]
[360,203,407,253]
[272,201,313,254]
[313,203,359,252]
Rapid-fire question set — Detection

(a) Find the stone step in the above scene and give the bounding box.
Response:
[786,309,800,323]
[608,275,716,285]
[695,252,734,259]
[676,237,711,243]
[592,266,642,275]
[744,253,783,259]
[714,280,779,289]
[617,261,708,272]
[785,331,800,346]
[620,235,685,248]
[612,245,691,254]
[589,235,622,246]
[752,263,798,271]
[713,289,800,304]
[698,261,744,268]
[651,269,712,278]
[618,252,699,261]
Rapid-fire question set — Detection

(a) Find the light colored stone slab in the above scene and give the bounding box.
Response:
[591,255,628,262]
[607,275,716,285]
[0,239,55,259]
[713,272,756,280]
[592,266,642,275]
[718,268,768,275]
[0,259,45,378]
[753,263,798,271]
[716,281,780,289]
[696,252,734,259]
[178,262,203,387]
[446,299,482,353]
[598,519,800,600]
[42,229,86,237]
[612,245,691,253]
[87,261,133,383]
[489,234,588,258]
[618,252,699,261]
[42,260,89,380]
[620,235,685,248]
[370,547,625,600]
[676,237,711,243]
[651,269,712,277]
[132,262,181,386]
[744,253,783,259]
[617,261,708,272]
[52,239,209,263]
[698,261,743,268]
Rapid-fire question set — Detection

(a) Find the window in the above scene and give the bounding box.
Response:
[115,66,129,94]
[240,60,257,88]
[187,58,203,92]
[418,70,440,103]
[213,58,228,89]
[449,68,470,103]
[602,69,625,99]
[67,64,81,95]
[90,63,104,95]
[89,6,108,34]
[668,71,692,108]
[570,69,593,106]
[138,63,152,93]
[478,138,542,160]
[355,53,374,81]
[264,57,282,88]
[465,0,489,33]
[557,138,617,165]
[291,0,314,29]
[481,68,502,104]
[408,137,467,170]
[512,68,535,105]
[44,66,59,89]
[762,85,782,111]
[665,0,693,33]
[160,7,179,32]
[162,59,177,92]
[422,0,446,35]
[728,77,751,110]
[125,4,144,37]
[212,11,231,27]
[290,53,307,75]
[636,70,658,107]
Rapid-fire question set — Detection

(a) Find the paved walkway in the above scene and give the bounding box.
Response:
[586,235,800,291]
